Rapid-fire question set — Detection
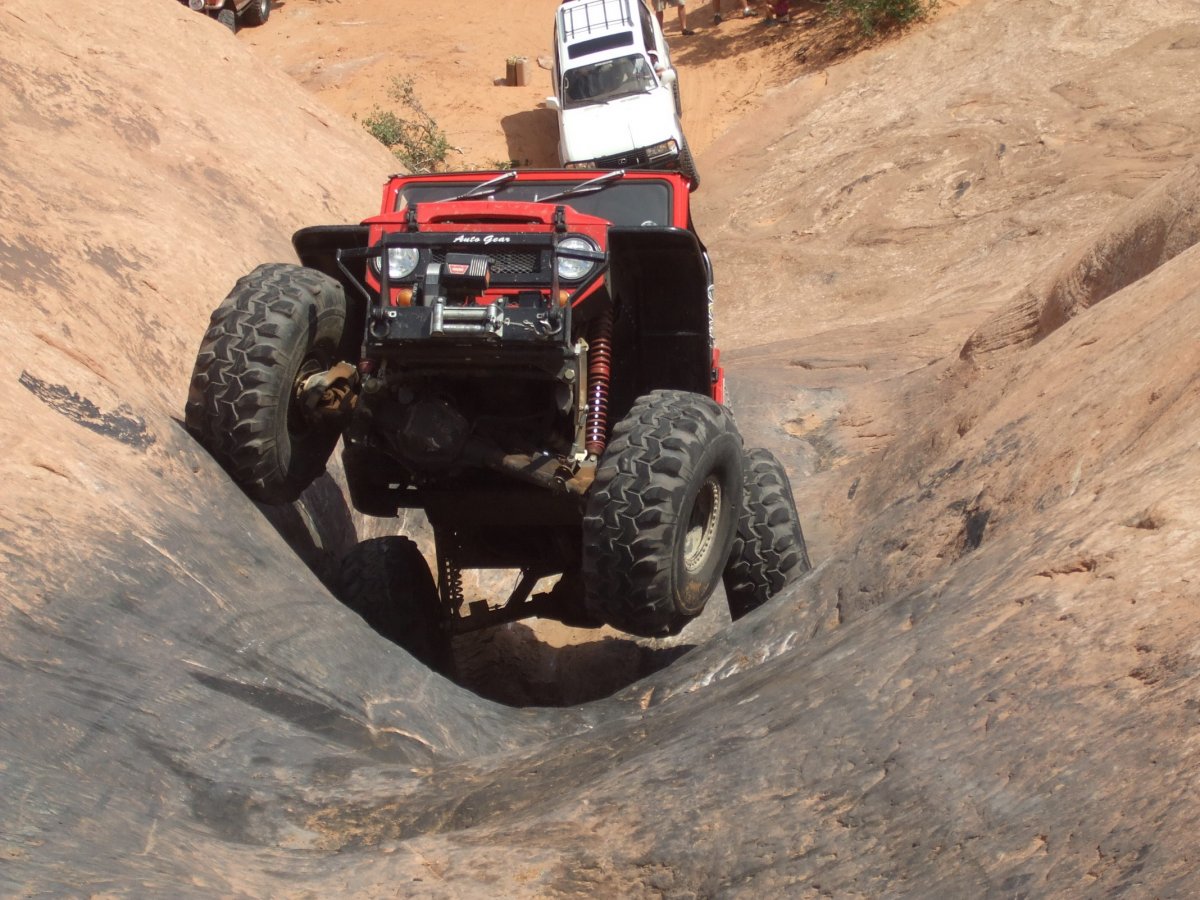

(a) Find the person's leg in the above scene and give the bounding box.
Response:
[679,2,693,34]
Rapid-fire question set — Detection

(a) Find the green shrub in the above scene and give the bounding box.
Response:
[823,0,937,35]
[361,76,451,173]
[361,109,407,148]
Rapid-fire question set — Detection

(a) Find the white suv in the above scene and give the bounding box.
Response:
[547,0,698,188]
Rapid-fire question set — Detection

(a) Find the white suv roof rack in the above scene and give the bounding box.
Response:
[560,0,635,42]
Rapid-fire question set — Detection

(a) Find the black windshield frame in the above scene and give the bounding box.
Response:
[393,178,676,228]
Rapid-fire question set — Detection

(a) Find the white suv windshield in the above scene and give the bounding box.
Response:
[563,54,656,108]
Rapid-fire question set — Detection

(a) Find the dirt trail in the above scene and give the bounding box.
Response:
[240,0,916,167]
[241,0,760,165]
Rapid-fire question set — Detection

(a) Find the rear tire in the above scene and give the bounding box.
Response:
[336,537,452,673]
[583,390,743,636]
[242,0,270,26]
[722,448,812,619]
[184,263,347,504]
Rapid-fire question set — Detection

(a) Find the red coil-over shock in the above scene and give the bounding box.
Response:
[585,307,614,456]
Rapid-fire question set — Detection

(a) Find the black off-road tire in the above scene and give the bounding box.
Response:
[679,137,700,192]
[336,537,452,673]
[185,263,347,504]
[242,0,270,26]
[583,390,743,637]
[723,448,812,620]
[216,8,237,31]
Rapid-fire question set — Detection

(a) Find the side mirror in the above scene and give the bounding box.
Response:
[545,96,561,111]
[659,68,677,86]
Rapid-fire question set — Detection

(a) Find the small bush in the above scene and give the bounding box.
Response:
[823,0,937,35]
[361,109,407,148]
[361,76,451,173]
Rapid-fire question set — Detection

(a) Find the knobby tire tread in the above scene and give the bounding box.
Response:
[184,263,345,504]
[337,536,451,672]
[723,448,812,620]
[680,138,700,192]
[583,389,741,637]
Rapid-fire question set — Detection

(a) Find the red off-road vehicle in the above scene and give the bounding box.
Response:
[185,168,810,670]
[179,0,270,32]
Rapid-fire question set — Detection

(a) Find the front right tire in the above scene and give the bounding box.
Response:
[184,263,347,504]
[678,137,701,192]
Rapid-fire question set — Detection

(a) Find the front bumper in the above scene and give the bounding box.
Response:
[336,229,606,362]
[591,141,680,171]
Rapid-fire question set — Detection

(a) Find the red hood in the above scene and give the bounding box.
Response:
[364,200,612,240]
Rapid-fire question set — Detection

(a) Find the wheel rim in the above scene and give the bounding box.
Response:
[682,475,722,573]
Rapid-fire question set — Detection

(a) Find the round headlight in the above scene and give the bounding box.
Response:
[556,236,597,282]
[371,246,420,280]
[386,247,420,280]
